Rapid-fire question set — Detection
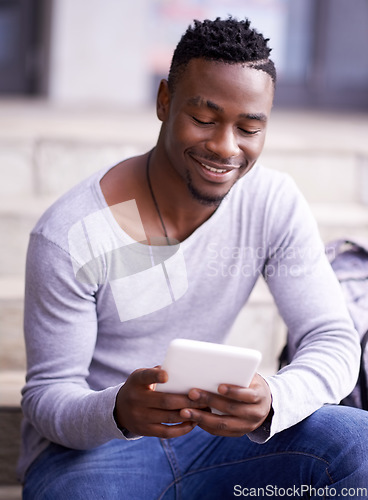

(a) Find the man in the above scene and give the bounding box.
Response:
[19,17,368,499]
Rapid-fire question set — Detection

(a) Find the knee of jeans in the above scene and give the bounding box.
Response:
[25,472,110,500]
[309,406,368,466]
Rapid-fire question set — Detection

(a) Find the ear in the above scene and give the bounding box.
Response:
[156,79,170,122]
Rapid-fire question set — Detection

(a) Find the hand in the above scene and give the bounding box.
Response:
[114,367,206,438]
[179,373,272,437]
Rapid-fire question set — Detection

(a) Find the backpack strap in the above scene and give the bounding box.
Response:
[326,238,368,281]
[326,238,368,263]
[359,330,368,410]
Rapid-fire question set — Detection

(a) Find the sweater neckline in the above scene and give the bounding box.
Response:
[91,162,234,250]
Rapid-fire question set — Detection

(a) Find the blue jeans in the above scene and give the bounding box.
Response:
[23,405,368,499]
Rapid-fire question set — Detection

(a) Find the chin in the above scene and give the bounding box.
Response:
[186,173,232,206]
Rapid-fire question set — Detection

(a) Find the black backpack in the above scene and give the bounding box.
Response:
[280,238,368,410]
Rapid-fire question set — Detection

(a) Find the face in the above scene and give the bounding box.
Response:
[157,58,274,206]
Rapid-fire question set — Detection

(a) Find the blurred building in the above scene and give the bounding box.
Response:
[0,0,367,110]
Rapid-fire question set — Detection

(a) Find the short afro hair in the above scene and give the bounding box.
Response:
[168,17,276,93]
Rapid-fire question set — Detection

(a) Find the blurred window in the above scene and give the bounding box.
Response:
[275,0,368,109]
[0,0,50,95]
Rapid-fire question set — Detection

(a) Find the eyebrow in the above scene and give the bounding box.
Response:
[239,112,268,123]
[186,96,268,123]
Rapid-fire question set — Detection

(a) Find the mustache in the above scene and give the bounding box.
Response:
[195,155,243,168]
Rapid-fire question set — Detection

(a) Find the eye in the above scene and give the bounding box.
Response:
[238,127,260,136]
[192,116,214,126]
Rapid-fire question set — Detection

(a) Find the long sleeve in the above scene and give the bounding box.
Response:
[21,233,125,450]
[251,175,360,442]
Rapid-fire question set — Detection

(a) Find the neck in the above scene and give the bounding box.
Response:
[147,147,219,241]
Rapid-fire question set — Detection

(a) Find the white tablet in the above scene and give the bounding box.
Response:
[156,339,262,395]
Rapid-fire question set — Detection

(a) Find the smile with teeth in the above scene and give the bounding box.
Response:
[200,162,228,173]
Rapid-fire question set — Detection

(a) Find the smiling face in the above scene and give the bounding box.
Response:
[156,58,274,206]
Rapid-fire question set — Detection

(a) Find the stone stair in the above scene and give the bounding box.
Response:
[0,101,367,495]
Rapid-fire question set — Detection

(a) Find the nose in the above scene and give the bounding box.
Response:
[205,126,241,159]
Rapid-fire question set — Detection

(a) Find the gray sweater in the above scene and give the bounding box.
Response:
[18,162,360,481]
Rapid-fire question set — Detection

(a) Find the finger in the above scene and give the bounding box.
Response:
[217,384,260,404]
[144,390,210,411]
[141,408,194,425]
[144,421,196,439]
[179,408,248,437]
[186,387,270,424]
[131,367,168,387]
[217,372,267,397]
[188,389,247,416]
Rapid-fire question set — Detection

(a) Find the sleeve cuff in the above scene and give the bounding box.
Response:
[247,406,274,444]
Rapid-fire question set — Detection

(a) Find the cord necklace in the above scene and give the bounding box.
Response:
[146,149,171,245]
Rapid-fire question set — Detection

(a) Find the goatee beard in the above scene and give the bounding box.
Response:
[186,171,230,207]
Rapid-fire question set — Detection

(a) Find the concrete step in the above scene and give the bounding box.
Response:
[1,102,368,203]
[0,138,143,198]
[265,110,368,157]
[0,279,26,373]
[226,279,286,376]
[0,372,24,490]
[0,371,24,407]
[0,486,22,500]
[0,196,54,276]
[261,148,368,205]
[32,140,142,197]
[0,101,161,145]
[29,141,368,202]
[1,136,367,203]
[0,406,22,488]
[1,102,367,156]
[311,202,368,242]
